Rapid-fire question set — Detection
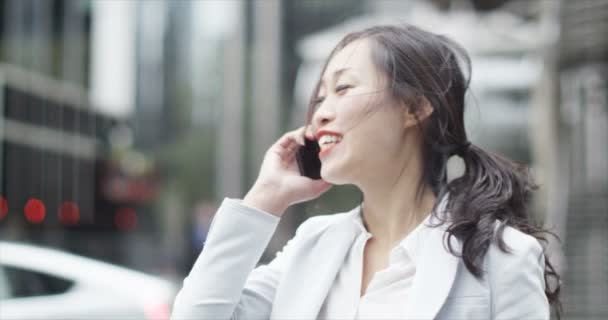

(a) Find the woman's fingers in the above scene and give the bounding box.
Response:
[278,136,293,149]
[276,127,307,156]
[279,127,306,147]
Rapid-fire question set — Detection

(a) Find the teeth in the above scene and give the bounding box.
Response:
[318,135,342,149]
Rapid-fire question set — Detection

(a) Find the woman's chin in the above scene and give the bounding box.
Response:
[320,165,350,185]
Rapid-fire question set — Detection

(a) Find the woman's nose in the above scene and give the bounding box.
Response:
[312,104,336,129]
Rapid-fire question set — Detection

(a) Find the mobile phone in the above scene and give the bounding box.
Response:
[295,138,322,180]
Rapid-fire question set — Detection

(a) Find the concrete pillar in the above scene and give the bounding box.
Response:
[249,0,282,186]
[217,1,246,199]
[90,0,136,118]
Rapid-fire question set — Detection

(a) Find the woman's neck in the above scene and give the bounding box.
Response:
[358,160,437,252]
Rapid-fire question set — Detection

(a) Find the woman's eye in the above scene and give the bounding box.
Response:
[312,85,351,107]
[335,84,352,94]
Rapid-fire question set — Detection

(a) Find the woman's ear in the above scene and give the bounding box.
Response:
[403,97,434,129]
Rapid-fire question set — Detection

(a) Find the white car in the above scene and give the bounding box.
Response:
[0,241,177,320]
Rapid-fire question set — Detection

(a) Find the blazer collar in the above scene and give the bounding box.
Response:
[271,205,360,319]
[403,213,461,319]
[404,193,462,319]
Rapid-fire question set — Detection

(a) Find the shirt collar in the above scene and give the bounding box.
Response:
[352,204,367,234]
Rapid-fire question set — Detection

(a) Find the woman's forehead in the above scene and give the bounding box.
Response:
[323,39,378,80]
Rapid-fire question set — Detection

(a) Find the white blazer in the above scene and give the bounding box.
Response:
[171,196,549,320]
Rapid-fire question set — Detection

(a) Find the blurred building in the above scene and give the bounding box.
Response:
[558,0,608,318]
[0,0,158,268]
[0,0,365,272]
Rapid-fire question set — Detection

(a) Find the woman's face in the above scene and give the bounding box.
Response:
[311,39,410,185]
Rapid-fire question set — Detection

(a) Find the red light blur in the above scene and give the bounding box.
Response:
[114,207,137,231]
[25,198,46,224]
[0,196,8,220]
[58,201,80,225]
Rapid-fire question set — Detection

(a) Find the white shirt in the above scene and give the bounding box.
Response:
[317,209,429,320]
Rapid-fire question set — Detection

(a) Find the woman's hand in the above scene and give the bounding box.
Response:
[243,126,332,217]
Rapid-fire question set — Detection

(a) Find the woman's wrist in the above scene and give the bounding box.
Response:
[243,183,288,217]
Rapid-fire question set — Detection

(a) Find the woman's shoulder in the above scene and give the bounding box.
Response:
[485,222,545,272]
[482,222,549,311]
[495,223,543,254]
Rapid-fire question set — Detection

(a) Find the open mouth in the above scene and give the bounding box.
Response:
[318,135,342,158]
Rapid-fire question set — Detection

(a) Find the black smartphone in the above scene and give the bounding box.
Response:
[295,137,322,180]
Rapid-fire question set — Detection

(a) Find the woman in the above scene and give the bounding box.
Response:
[171,24,560,319]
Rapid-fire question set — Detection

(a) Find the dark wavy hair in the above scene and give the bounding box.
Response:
[303,24,561,316]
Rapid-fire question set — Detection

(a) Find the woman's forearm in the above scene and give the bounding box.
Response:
[171,198,280,319]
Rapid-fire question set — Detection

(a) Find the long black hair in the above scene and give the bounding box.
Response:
[304,24,561,316]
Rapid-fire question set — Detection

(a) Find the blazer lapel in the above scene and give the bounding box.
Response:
[404,215,461,319]
[270,207,360,320]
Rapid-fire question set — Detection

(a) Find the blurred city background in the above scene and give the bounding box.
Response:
[0,0,606,319]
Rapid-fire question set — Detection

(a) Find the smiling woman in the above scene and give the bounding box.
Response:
[171,24,561,320]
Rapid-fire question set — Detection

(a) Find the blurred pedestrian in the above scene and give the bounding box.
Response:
[186,201,216,271]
